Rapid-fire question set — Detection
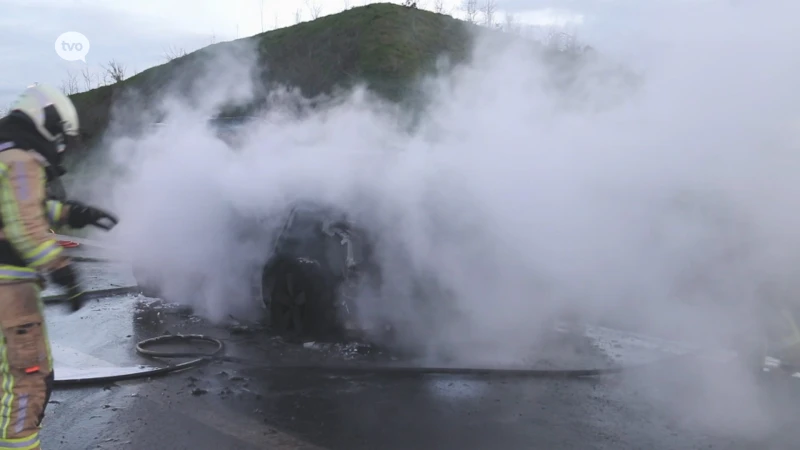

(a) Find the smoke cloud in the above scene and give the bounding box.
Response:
[74,0,800,435]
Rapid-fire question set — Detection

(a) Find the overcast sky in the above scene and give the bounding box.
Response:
[0,0,680,108]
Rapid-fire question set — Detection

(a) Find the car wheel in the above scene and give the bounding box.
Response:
[263,258,343,341]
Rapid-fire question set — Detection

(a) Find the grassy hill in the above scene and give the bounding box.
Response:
[66,2,620,164]
[56,2,632,236]
[68,3,481,151]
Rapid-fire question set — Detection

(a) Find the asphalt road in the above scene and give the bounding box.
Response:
[35,260,800,450]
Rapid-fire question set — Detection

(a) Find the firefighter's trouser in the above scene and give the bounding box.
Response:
[0,282,53,450]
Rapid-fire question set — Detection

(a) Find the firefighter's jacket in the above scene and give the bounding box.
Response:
[0,143,71,282]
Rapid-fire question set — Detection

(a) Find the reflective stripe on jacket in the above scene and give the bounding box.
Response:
[45,199,70,227]
[0,146,69,280]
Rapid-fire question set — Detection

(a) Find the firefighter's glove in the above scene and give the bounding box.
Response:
[65,200,119,231]
[50,264,87,312]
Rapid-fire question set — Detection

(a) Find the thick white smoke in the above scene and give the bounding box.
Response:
[77,2,800,425]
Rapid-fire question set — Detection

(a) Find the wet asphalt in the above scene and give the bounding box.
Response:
[34,260,800,450]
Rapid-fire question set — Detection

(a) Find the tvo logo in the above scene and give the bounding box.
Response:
[55,32,90,62]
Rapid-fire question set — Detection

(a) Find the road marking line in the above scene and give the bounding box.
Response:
[49,341,327,449]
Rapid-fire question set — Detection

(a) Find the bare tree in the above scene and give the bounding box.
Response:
[482,0,497,27]
[163,45,188,62]
[462,0,478,23]
[343,0,351,10]
[79,65,98,91]
[306,0,322,19]
[60,70,80,95]
[102,59,126,84]
[433,0,445,13]
[294,8,303,23]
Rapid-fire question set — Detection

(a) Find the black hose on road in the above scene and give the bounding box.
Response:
[50,254,708,382]
[52,331,707,387]
[46,246,633,382]
[131,341,707,378]
[54,334,225,387]
[43,289,721,386]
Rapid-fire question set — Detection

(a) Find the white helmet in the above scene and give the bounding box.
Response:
[10,83,79,152]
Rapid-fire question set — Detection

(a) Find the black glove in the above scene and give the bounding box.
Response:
[64,200,119,231]
[50,264,87,312]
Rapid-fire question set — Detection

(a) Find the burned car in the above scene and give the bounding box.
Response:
[258,201,382,340]
[117,119,386,340]
[132,200,384,341]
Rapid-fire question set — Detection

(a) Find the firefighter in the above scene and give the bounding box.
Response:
[0,83,118,449]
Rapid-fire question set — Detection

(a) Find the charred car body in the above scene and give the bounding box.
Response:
[257,201,383,340]
[123,117,390,340]
[131,200,384,341]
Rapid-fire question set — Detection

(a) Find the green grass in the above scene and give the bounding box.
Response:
[57,4,630,236]
[68,4,478,149]
[67,3,616,160]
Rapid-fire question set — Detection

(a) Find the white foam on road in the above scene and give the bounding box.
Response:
[577,323,740,366]
[47,298,325,449]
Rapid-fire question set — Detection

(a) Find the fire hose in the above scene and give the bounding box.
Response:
[46,284,721,387]
[54,329,706,387]
[46,247,770,387]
